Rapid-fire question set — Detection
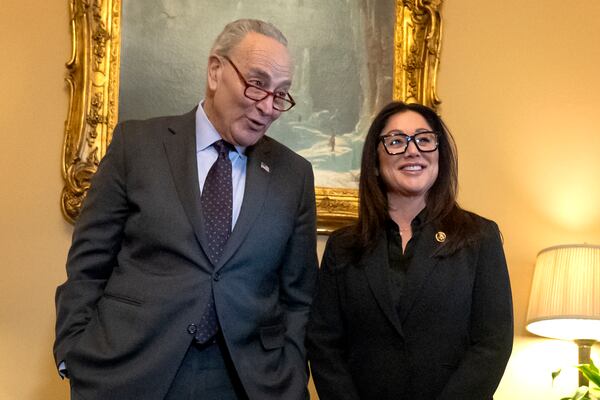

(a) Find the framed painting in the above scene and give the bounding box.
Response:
[61,0,443,233]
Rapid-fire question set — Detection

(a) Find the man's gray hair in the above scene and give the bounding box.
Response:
[211,19,288,57]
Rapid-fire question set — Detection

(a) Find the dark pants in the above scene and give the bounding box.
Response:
[164,336,248,400]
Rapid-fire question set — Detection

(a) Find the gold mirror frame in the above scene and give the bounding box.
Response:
[61,0,443,233]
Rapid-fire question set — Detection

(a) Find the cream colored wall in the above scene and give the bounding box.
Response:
[437,0,600,398]
[0,1,72,399]
[1,1,599,399]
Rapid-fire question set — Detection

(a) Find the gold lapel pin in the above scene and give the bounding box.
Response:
[435,231,446,243]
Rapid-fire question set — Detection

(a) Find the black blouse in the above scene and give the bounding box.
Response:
[385,210,425,318]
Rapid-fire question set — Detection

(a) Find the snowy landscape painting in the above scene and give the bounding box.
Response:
[119,0,395,189]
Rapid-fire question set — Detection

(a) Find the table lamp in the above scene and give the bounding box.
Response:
[526,244,600,386]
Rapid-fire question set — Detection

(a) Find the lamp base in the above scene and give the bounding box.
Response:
[575,339,596,387]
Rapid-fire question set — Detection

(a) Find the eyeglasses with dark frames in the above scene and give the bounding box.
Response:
[223,56,296,112]
[379,131,439,155]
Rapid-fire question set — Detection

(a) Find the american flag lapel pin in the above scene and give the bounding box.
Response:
[260,162,270,173]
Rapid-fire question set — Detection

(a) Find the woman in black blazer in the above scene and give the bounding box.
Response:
[306,101,513,400]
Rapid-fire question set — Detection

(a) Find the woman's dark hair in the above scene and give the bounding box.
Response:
[354,101,481,254]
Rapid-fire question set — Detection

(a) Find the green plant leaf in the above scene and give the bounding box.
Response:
[553,361,600,399]
[589,359,599,375]
[576,364,600,388]
[554,369,563,383]
[566,386,590,400]
[577,388,591,400]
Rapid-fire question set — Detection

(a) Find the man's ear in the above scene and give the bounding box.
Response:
[207,55,223,91]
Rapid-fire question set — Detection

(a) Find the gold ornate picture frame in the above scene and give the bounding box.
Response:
[61,0,443,233]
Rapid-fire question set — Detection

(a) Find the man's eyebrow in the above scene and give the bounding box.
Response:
[246,67,292,89]
[245,67,271,81]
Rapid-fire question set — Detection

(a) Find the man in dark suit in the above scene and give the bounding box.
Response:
[54,19,318,400]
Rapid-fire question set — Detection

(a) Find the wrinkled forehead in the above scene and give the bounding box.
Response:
[231,33,293,84]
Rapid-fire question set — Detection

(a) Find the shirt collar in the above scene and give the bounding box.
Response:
[385,207,427,234]
[195,101,246,155]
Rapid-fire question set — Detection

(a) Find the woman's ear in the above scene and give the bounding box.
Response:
[207,55,223,91]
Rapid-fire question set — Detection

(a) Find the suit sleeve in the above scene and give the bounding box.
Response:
[277,162,319,391]
[306,236,361,400]
[437,221,514,400]
[54,124,130,368]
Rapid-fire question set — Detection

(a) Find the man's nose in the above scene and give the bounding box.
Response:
[255,94,277,116]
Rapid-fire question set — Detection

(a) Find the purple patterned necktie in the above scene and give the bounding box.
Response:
[196,140,232,343]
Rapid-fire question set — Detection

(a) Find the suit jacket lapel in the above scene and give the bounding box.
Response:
[163,108,212,261]
[398,224,443,323]
[363,235,405,337]
[214,138,272,271]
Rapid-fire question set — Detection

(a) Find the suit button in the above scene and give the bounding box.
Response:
[187,324,197,334]
[213,272,221,281]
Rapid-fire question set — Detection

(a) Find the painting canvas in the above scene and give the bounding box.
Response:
[118,0,395,190]
[60,0,443,228]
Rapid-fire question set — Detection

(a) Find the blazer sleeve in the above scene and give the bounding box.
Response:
[54,124,130,367]
[277,162,319,389]
[306,235,361,400]
[437,221,514,400]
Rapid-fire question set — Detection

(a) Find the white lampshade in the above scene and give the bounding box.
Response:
[526,244,600,341]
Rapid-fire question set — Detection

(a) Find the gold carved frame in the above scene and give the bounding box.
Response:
[61,0,443,233]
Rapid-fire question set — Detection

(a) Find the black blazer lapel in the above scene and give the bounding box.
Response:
[162,108,213,260]
[363,235,405,337]
[215,138,272,271]
[398,224,443,323]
